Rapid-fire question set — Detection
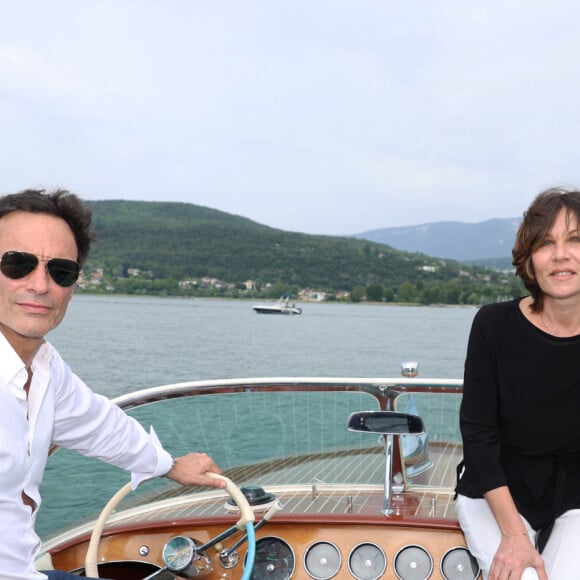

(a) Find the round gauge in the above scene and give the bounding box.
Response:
[393,545,433,580]
[162,535,196,572]
[304,541,341,579]
[440,547,480,579]
[348,542,387,580]
[247,536,295,579]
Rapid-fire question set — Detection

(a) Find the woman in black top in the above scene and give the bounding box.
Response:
[457,187,580,580]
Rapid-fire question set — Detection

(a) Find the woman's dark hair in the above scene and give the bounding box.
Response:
[0,188,95,266]
[512,186,580,312]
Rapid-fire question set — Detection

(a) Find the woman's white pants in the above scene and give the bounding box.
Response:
[456,494,580,579]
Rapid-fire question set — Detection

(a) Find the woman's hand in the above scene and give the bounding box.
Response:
[482,487,548,580]
[489,534,547,580]
[165,452,226,488]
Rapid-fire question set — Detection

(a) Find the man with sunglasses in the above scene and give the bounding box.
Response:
[0,189,225,580]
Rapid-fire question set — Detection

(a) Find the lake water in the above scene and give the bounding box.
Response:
[39,295,477,539]
[48,295,478,396]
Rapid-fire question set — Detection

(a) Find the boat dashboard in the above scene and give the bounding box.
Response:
[48,514,475,579]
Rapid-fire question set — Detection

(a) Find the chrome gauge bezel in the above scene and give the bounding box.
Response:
[347,541,387,580]
[393,544,433,580]
[303,540,342,579]
[245,535,296,579]
[440,546,481,580]
[162,535,197,573]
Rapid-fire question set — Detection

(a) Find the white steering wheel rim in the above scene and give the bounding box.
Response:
[84,474,254,578]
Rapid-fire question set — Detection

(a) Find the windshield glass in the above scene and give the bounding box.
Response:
[38,386,463,540]
[38,389,380,539]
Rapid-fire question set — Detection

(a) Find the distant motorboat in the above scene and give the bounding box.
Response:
[253,303,302,315]
[253,294,302,315]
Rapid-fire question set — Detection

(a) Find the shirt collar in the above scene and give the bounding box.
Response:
[0,332,53,386]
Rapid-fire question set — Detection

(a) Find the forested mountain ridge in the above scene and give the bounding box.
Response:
[82,200,520,302]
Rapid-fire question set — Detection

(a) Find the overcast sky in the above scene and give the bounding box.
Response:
[1,1,579,235]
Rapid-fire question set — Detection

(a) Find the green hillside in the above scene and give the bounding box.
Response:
[82,200,522,303]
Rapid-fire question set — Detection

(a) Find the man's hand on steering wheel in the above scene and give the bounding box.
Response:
[164,452,226,488]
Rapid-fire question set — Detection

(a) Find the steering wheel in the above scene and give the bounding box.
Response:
[85,472,255,578]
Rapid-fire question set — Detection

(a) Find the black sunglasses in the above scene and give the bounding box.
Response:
[0,251,80,287]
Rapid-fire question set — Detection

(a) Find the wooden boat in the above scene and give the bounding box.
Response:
[36,376,478,579]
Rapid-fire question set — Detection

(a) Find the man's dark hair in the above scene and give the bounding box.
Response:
[512,186,580,312]
[0,188,95,266]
